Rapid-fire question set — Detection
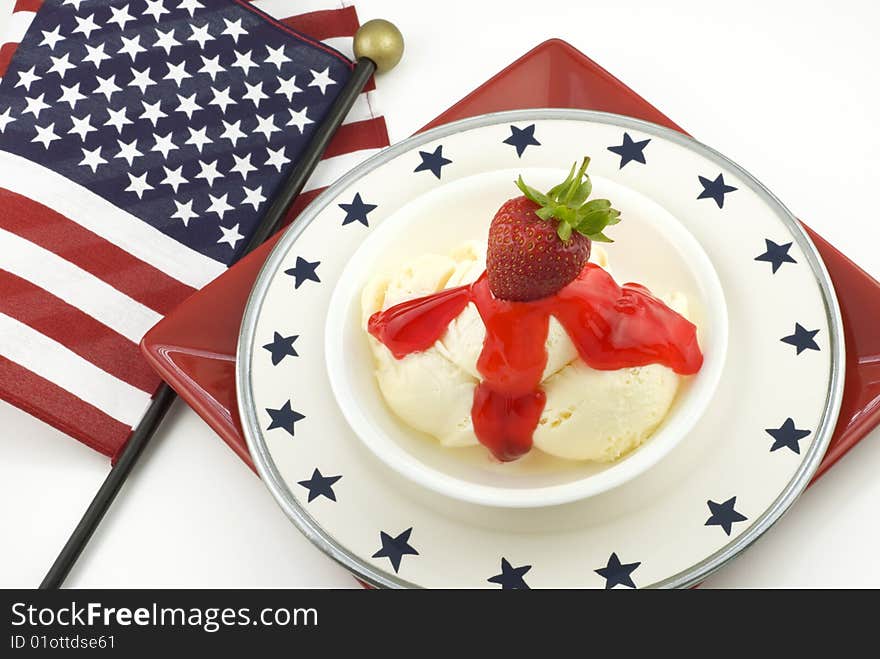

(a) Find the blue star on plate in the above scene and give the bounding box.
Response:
[262,332,299,365]
[414,145,452,179]
[594,553,640,589]
[697,173,737,208]
[297,468,342,503]
[503,124,540,157]
[339,192,377,227]
[607,132,650,168]
[781,323,820,354]
[705,497,748,536]
[372,527,419,573]
[284,257,321,289]
[487,558,531,589]
[765,418,811,454]
[265,400,305,437]
[755,239,797,274]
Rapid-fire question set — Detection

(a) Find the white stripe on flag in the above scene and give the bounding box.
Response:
[0,312,152,426]
[323,36,353,60]
[250,0,346,19]
[303,147,382,192]
[0,228,163,343]
[0,151,225,289]
[343,91,382,126]
[4,10,35,44]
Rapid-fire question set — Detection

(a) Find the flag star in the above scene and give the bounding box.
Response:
[0,108,15,134]
[153,27,180,55]
[78,146,107,173]
[231,50,257,75]
[114,138,143,166]
[171,199,199,226]
[139,99,167,127]
[47,53,75,77]
[22,93,50,120]
[308,67,336,94]
[276,75,302,101]
[240,185,266,210]
[83,43,111,68]
[105,106,133,134]
[67,114,96,141]
[108,5,136,30]
[15,66,40,92]
[242,81,268,108]
[198,55,225,81]
[143,0,170,22]
[39,26,64,51]
[264,146,290,172]
[163,61,191,86]
[125,172,154,199]
[195,159,223,187]
[151,132,178,159]
[177,0,203,17]
[72,13,100,39]
[119,35,147,62]
[128,67,156,94]
[174,92,201,119]
[254,113,279,140]
[188,23,213,49]
[93,74,122,101]
[209,86,235,113]
[63,0,85,10]
[161,165,188,193]
[287,107,313,134]
[221,18,247,43]
[185,126,211,153]
[219,119,246,146]
[217,223,244,249]
[31,123,60,149]
[264,44,291,70]
[57,83,87,110]
[205,193,234,219]
[230,153,256,180]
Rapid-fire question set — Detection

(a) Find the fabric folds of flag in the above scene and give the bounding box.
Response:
[0,0,389,458]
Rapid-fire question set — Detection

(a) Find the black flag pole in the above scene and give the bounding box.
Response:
[39,20,404,589]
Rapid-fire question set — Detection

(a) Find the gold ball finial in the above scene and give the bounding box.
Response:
[353,19,404,73]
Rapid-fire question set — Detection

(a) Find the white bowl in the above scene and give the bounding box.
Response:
[325,167,728,508]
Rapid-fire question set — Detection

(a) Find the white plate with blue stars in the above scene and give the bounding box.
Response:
[236,109,844,588]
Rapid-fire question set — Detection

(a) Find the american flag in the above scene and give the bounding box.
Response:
[0,0,389,457]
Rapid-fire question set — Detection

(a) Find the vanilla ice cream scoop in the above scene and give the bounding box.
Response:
[361,242,689,462]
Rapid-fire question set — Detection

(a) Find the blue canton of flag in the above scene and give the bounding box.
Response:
[0,0,353,264]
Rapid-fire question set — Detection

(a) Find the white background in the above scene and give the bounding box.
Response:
[1,0,879,588]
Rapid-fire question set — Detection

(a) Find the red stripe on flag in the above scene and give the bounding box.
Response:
[0,356,131,457]
[321,117,389,159]
[0,189,197,315]
[282,187,323,227]
[0,270,162,394]
[12,0,42,12]
[281,6,359,41]
[0,43,17,78]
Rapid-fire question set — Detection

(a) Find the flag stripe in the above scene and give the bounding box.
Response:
[5,10,33,43]
[302,147,382,193]
[0,228,162,343]
[0,356,131,456]
[0,42,16,78]
[280,6,358,42]
[322,35,352,60]
[321,116,388,160]
[12,0,42,13]
[0,151,226,288]
[343,90,382,125]
[0,270,161,394]
[0,189,197,316]
[250,0,345,18]
[0,313,152,426]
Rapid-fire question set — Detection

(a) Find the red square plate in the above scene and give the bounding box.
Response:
[141,39,880,481]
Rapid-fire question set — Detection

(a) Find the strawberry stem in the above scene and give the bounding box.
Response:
[515,157,620,243]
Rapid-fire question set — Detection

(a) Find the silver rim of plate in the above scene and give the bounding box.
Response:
[236,109,845,588]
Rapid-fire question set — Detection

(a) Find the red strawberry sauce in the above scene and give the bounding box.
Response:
[367,264,703,462]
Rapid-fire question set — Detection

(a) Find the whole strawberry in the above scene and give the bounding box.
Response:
[487,157,621,301]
